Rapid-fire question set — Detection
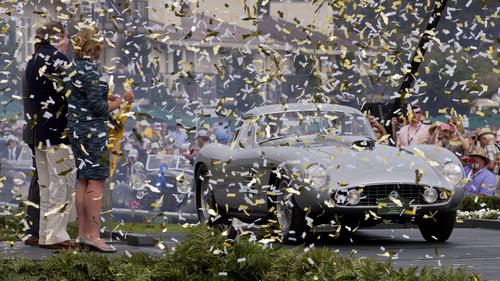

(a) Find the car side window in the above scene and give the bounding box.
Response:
[245,124,254,147]
[235,125,249,147]
[234,122,256,148]
[233,121,242,142]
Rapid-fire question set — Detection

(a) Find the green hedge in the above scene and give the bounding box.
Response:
[458,195,500,211]
[0,208,25,242]
[0,226,481,281]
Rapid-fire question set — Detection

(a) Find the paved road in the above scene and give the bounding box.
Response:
[303,228,500,281]
[1,228,499,280]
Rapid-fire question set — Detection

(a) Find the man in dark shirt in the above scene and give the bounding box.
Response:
[25,21,75,249]
[21,65,40,246]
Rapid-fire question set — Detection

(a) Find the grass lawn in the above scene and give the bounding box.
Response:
[0,219,190,242]
[110,222,189,233]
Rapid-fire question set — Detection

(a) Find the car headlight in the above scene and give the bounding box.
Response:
[176,178,192,194]
[442,162,463,186]
[304,164,327,189]
[136,189,147,200]
[13,172,26,186]
[347,189,361,205]
[423,187,438,203]
[131,173,147,191]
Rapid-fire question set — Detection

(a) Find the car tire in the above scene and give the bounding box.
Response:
[195,164,234,235]
[275,180,310,245]
[418,210,456,242]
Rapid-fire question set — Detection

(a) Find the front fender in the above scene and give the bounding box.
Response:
[410,144,463,166]
[198,143,231,163]
[410,144,466,194]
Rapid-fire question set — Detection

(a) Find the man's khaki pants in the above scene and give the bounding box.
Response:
[35,144,76,245]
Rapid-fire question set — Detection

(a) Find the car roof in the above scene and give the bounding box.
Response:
[243,103,363,117]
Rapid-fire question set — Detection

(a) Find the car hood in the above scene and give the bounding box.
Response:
[267,141,454,190]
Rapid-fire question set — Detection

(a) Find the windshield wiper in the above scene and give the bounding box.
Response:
[258,136,288,145]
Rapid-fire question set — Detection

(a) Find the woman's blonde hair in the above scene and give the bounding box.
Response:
[72,25,103,61]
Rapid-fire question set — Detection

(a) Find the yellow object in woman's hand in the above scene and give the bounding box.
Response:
[123,92,134,103]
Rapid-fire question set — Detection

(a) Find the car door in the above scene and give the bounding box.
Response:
[223,120,270,218]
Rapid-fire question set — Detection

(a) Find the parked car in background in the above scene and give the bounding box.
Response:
[194,103,465,244]
[0,142,33,203]
[112,154,195,215]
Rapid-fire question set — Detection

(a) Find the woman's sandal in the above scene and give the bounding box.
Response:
[80,239,117,253]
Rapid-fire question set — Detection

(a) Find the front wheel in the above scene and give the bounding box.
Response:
[418,210,457,242]
[275,181,310,244]
[195,164,236,238]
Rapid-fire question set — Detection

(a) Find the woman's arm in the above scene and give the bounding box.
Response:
[391,117,398,145]
[372,122,387,137]
[107,98,122,113]
[107,90,134,112]
[452,125,470,151]
[429,127,440,145]
[84,70,109,116]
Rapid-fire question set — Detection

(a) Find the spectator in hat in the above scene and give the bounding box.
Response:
[142,138,151,153]
[494,152,500,196]
[463,148,496,196]
[143,121,159,140]
[476,128,499,171]
[127,148,139,173]
[151,142,161,154]
[128,148,139,161]
[212,116,232,144]
[115,143,133,182]
[430,122,469,157]
[137,120,149,136]
[396,104,430,147]
[160,123,169,136]
[1,135,22,161]
[165,143,175,155]
[170,123,189,148]
[183,129,210,164]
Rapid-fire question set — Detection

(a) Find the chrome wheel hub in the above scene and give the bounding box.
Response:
[199,176,214,222]
[276,191,292,234]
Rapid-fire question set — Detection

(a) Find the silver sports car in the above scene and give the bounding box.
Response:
[194,103,465,243]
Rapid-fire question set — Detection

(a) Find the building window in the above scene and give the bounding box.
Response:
[18,18,32,64]
[133,0,149,22]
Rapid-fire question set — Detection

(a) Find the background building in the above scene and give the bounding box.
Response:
[0,0,498,127]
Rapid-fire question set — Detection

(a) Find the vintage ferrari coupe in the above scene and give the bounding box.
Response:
[194,103,465,243]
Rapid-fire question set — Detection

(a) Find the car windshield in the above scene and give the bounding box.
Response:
[146,155,191,172]
[256,110,373,143]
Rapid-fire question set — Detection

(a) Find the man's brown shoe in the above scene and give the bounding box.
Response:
[24,237,39,246]
[44,240,75,250]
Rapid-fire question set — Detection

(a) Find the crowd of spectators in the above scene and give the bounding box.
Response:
[1,115,232,173]
[112,115,233,177]
[368,104,500,197]
[0,114,229,185]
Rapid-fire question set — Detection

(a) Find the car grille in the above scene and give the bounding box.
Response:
[357,184,443,206]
